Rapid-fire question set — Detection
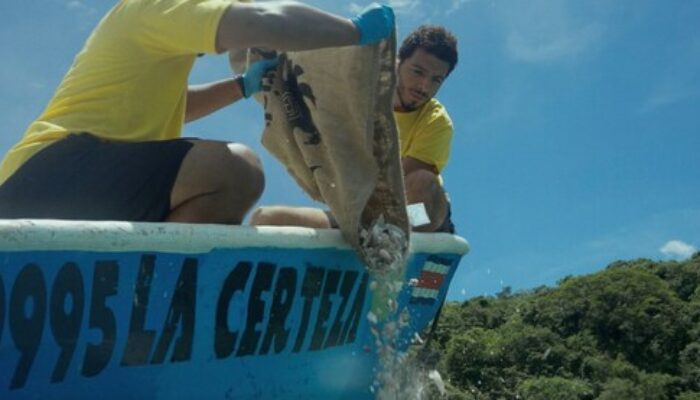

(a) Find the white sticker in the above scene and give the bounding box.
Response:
[406,203,430,227]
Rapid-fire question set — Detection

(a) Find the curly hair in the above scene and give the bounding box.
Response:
[398,25,458,76]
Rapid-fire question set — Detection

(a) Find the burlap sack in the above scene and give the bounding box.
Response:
[233,34,409,272]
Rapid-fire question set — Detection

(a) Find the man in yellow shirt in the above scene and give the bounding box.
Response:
[251,25,458,232]
[0,1,394,223]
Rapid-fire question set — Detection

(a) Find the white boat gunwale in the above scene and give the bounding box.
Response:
[0,219,469,255]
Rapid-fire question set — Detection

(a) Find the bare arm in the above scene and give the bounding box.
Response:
[216,1,359,52]
[185,78,243,123]
[402,156,439,176]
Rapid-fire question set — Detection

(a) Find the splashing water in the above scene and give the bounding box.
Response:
[368,274,448,399]
[360,218,447,399]
[367,258,446,400]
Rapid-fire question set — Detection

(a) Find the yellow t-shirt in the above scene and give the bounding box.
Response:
[0,0,231,184]
[394,98,453,173]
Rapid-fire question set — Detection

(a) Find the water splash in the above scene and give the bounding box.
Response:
[364,257,446,397]
[359,216,446,398]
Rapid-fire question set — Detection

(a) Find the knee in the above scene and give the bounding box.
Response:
[404,170,447,232]
[224,143,265,204]
[249,206,331,228]
[249,206,274,225]
[249,206,299,226]
[185,141,264,196]
[405,169,440,203]
[198,142,265,218]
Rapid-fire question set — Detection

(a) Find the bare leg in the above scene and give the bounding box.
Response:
[404,169,448,232]
[249,170,447,232]
[249,206,333,228]
[167,140,264,224]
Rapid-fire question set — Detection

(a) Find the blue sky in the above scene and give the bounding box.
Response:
[1,0,698,300]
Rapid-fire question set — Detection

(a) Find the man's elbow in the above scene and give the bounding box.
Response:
[216,2,289,52]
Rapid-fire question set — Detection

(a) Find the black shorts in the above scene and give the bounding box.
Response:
[0,133,193,221]
[436,201,456,234]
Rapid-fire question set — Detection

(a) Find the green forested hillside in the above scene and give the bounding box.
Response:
[432,253,700,399]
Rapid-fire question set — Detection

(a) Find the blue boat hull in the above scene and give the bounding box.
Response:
[0,221,468,399]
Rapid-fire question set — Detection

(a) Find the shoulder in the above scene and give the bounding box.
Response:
[422,99,453,129]
[115,0,231,25]
[427,99,452,120]
[111,0,231,54]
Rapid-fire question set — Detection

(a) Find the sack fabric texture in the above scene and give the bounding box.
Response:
[234,33,409,271]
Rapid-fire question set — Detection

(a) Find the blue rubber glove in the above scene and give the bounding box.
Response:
[240,58,279,98]
[350,3,395,45]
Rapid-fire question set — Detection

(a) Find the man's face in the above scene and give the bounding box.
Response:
[394,48,451,112]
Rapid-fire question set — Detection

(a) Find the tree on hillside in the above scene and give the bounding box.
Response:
[522,267,689,372]
[434,255,700,399]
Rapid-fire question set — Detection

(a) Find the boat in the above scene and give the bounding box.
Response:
[0,219,468,399]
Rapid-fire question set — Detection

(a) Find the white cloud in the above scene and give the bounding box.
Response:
[65,1,83,9]
[446,209,700,299]
[347,0,422,16]
[506,23,604,63]
[64,0,98,18]
[347,2,364,14]
[389,0,422,14]
[496,1,607,64]
[660,240,697,260]
[643,89,700,110]
[584,209,700,256]
[641,37,700,111]
[448,0,474,14]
